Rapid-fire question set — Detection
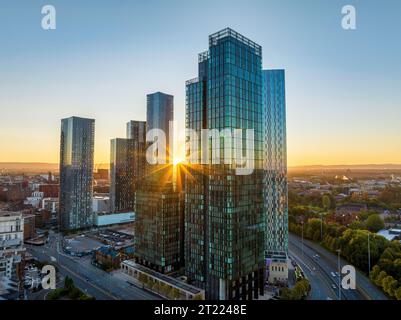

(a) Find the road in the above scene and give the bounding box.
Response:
[289,237,338,300]
[26,231,161,300]
[289,234,388,300]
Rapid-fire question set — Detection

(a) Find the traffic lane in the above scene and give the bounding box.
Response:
[70,255,161,300]
[300,235,388,300]
[290,234,387,300]
[289,235,363,300]
[289,242,337,300]
[46,232,160,300]
[27,245,115,300]
[28,242,161,300]
[290,234,384,300]
[290,238,363,300]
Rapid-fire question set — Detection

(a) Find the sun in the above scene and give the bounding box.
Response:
[173,157,185,166]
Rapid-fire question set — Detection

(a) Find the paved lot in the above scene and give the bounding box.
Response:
[26,231,161,300]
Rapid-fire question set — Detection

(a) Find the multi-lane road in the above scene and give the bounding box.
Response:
[289,233,388,300]
[26,230,387,301]
[26,231,160,300]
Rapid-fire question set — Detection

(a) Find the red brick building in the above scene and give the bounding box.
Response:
[39,184,59,198]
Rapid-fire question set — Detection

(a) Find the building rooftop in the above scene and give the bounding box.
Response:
[209,27,262,56]
[377,229,401,241]
[122,260,203,295]
[0,211,22,218]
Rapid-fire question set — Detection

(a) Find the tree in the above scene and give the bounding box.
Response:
[280,279,310,300]
[171,288,181,300]
[68,286,83,300]
[138,273,149,286]
[348,220,366,230]
[365,214,384,233]
[375,271,387,287]
[306,218,321,240]
[64,276,74,291]
[370,265,381,281]
[322,195,331,211]
[395,286,401,300]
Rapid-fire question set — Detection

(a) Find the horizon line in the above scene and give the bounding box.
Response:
[2,162,401,168]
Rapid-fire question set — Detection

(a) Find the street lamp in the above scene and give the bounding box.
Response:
[301,221,304,258]
[368,233,371,277]
[320,213,323,241]
[337,249,341,300]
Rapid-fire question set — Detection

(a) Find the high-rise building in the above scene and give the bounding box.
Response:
[59,116,95,231]
[263,70,288,257]
[134,93,183,274]
[127,120,146,142]
[146,92,174,164]
[126,120,147,210]
[110,138,135,213]
[263,70,289,285]
[134,165,183,274]
[185,28,265,300]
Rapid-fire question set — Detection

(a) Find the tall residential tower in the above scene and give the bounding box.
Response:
[146,92,174,164]
[185,28,265,300]
[110,138,135,213]
[109,120,147,213]
[263,70,288,256]
[263,70,289,285]
[59,116,95,231]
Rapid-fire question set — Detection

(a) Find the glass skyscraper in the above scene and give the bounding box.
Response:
[59,116,95,231]
[135,165,183,274]
[134,93,184,274]
[263,70,288,257]
[110,138,135,213]
[185,28,265,300]
[110,120,147,212]
[147,92,174,164]
[127,120,146,143]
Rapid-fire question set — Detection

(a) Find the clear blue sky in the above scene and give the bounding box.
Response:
[1,0,400,166]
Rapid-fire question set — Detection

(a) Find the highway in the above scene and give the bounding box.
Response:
[26,231,161,300]
[289,234,388,300]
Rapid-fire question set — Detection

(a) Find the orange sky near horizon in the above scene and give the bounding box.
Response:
[1,128,401,167]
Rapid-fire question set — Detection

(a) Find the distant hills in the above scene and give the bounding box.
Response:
[1,162,401,174]
[0,162,109,173]
[288,163,401,173]
[289,164,401,172]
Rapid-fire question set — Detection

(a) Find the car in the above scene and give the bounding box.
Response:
[332,284,337,290]
[331,272,336,277]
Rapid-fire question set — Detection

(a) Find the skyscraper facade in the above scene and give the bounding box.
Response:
[127,120,146,142]
[134,93,183,274]
[135,165,183,274]
[185,28,265,300]
[110,138,135,213]
[263,70,288,257]
[126,120,147,211]
[146,92,174,164]
[59,117,95,231]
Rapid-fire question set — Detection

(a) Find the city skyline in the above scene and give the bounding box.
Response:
[1,3,401,303]
[1,0,401,167]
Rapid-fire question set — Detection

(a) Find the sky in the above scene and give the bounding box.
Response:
[0,0,400,167]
